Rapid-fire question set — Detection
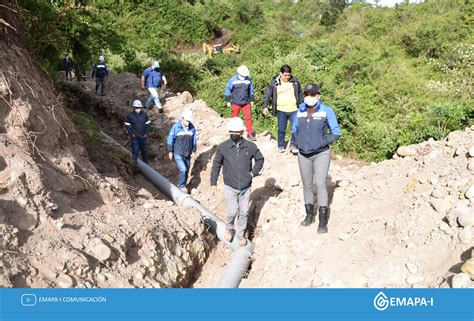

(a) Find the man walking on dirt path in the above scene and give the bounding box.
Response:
[91,55,108,96]
[63,55,73,81]
[224,65,256,141]
[124,100,152,167]
[210,117,264,246]
[142,60,167,113]
[262,64,303,154]
[167,109,197,193]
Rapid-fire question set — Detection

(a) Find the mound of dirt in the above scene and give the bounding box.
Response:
[1,2,211,288]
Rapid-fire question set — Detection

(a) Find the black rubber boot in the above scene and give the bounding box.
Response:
[301,204,315,226]
[318,206,329,234]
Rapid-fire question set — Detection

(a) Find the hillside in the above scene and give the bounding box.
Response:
[1,0,473,290]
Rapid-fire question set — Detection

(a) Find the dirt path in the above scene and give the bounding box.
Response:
[72,73,473,288]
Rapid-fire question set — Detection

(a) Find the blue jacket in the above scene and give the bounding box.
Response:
[124,111,151,138]
[224,74,254,105]
[292,102,341,155]
[92,62,108,79]
[167,120,197,158]
[143,68,163,89]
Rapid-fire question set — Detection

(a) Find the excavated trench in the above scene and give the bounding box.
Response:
[58,80,252,287]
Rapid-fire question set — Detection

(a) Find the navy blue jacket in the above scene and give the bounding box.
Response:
[167,120,197,158]
[224,74,254,105]
[92,62,108,79]
[125,111,151,138]
[63,57,73,70]
[292,102,341,155]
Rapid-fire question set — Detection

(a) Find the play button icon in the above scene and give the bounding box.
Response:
[21,294,37,306]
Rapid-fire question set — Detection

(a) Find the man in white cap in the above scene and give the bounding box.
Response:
[167,109,197,192]
[91,55,108,95]
[224,65,256,141]
[210,117,264,246]
[124,100,152,167]
[142,60,167,113]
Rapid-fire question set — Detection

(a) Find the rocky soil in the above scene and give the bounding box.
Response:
[1,1,472,289]
[67,71,473,289]
[0,4,210,289]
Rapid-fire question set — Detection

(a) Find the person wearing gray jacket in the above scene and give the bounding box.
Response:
[210,117,264,246]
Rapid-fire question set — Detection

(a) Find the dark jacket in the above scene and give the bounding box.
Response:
[167,120,197,158]
[224,74,254,105]
[291,102,341,155]
[262,75,303,116]
[124,111,151,138]
[63,57,73,70]
[92,62,108,79]
[210,138,264,190]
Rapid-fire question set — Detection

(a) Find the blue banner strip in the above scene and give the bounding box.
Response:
[1,289,473,321]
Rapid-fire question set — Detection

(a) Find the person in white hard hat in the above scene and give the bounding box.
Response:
[167,109,197,193]
[142,60,167,113]
[124,99,152,167]
[91,55,109,96]
[210,117,264,246]
[224,65,256,141]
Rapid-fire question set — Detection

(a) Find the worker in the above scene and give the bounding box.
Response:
[124,100,152,167]
[167,109,197,193]
[262,64,303,154]
[292,83,341,233]
[63,55,73,81]
[210,117,264,246]
[91,55,108,96]
[224,65,256,141]
[142,61,167,113]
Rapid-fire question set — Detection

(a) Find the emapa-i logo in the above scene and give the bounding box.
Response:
[373,291,434,311]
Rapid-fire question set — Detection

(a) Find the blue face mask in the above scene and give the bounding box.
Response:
[304,96,319,107]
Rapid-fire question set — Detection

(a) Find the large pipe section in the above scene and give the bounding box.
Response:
[101,132,253,288]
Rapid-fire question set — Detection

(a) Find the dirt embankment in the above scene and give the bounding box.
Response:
[0,2,211,289]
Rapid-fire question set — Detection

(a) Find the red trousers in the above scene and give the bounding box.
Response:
[231,103,254,136]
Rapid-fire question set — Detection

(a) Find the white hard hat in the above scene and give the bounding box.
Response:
[99,55,105,61]
[132,100,143,108]
[237,65,249,77]
[152,61,160,69]
[227,117,245,132]
[182,109,193,122]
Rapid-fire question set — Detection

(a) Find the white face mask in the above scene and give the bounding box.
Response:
[134,108,141,113]
[237,74,245,80]
[304,96,319,107]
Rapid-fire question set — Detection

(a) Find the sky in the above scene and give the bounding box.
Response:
[366,0,422,7]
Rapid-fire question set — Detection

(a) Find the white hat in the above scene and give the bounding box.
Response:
[237,65,249,77]
[99,55,105,62]
[182,109,193,122]
[227,117,245,132]
[152,61,160,69]
[132,100,143,108]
